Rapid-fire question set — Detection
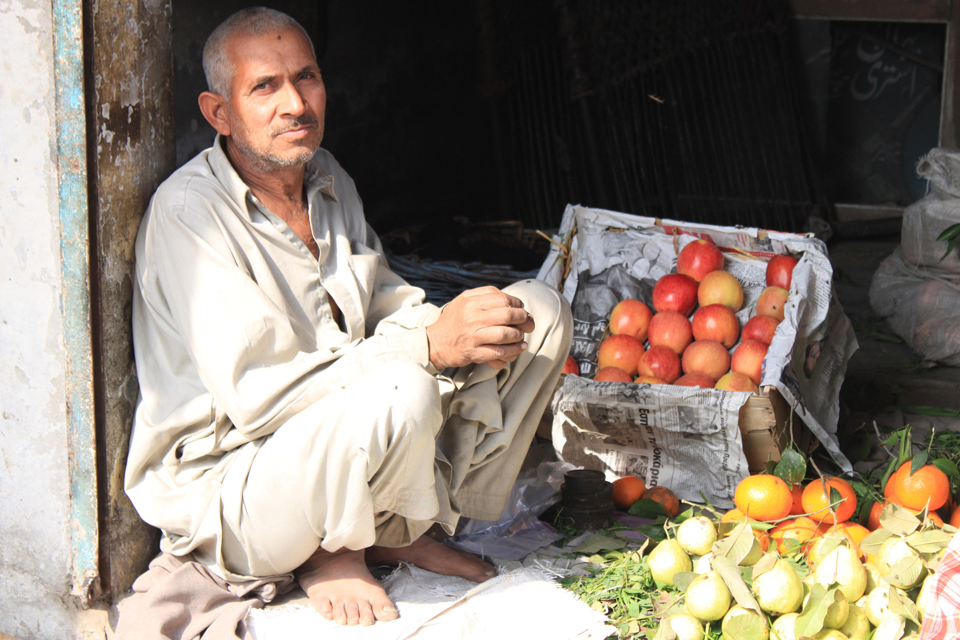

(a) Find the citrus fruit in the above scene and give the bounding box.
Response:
[645,485,680,517]
[612,475,646,511]
[950,504,960,528]
[720,508,747,523]
[836,522,871,556]
[866,500,884,531]
[888,461,950,511]
[734,474,793,521]
[801,477,857,524]
[927,511,944,527]
[769,517,818,555]
[789,483,805,516]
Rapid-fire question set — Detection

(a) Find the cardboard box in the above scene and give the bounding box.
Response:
[739,387,817,473]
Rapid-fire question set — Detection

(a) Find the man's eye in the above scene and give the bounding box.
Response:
[253,82,270,92]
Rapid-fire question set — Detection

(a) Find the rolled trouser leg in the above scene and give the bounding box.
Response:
[437,279,573,521]
[218,360,452,578]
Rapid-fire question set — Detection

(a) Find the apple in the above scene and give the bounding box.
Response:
[652,274,699,315]
[677,239,725,282]
[691,304,740,348]
[562,355,579,375]
[674,372,716,388]
[595,367,634,383]
[681,339,730,381]
[638,345,682,383]
[647,311,693,355]
[609,299,654,342]
[742,315,780,346]
[756,286,789,321]
[697,270,744,312]
[731,339,768,385]
[766,254,799,290]
[714,371,759,394]
[597,334,645,376]
[635,375,667,385]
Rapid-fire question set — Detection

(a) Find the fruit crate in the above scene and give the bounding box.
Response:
[538,206,855,503]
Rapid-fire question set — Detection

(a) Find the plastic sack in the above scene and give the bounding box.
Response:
[901,149,960,274]
[869,247,960,366]
[446,450,576,561]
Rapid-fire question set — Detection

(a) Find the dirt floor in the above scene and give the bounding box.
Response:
[829,238,960,468]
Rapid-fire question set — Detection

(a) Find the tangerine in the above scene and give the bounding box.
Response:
[789,483,805,516]
[720,508,747,524]
[836,521,871,557]
[888,461,950,511]
[800,477,857,524]
[734,474,793,522]
[866,500,884,531]
[950,504,960,528]
[612,476,647,511]
[769,516,818,555]
[644,485,680,517]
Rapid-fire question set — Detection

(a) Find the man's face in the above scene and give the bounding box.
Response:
[222,28,326,171]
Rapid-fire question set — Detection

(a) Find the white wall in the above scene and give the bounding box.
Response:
[0,1,79,638]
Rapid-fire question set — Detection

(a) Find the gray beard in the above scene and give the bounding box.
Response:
[229,116,321,172]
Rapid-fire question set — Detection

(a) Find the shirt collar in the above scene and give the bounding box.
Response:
[207,134,339,218]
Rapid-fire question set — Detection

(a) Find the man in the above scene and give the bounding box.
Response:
[123,6,571,632]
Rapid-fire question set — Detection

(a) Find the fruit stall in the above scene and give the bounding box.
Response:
[528,206,960,639]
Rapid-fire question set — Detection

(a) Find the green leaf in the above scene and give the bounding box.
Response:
[880,502,922,536]
[907,529,954,553]
[712,556,762,614]
[936,223,960,242]
[672,507,696,524]
[932,457,960,477]
[765,459,778,476]
[629,498,668,519]
[794,583,831,638]
[712,520,756,566]
[752,551,779,580]
[775,447,807,485]
[882,432,902,447]
[911,451,929,475]
[829,487,843,513]
[572,533,627,554]
[883,554,925,590]
[888,583,922,625]
[723,613,768,640]
[673,571,699,593]
[859,528,893,556]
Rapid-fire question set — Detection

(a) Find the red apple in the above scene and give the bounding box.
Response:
[691,304,740,348]
[756,286,789,321]
[714,371,759,394]
[595,367,634,383]
[731,340,768,385]
[681,340,730,381]
[742,315,780,346]
[677,239,725,282]
[562,355,579,375]
[638,345,682,383]
[609,299,654,342]
[652,274,699,315]
[766,254,799,290]
[674,372,716,388]
[698,270,744,312]
[597,335,645,376]
[647,311,693,355]
[635,375,667,385]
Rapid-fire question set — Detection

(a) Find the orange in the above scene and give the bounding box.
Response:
[612,476,646,511]
[927,512,945,527]
[951,504,960,528]
[884,470,899,499]
[888,462,951,511]
[866,500,884,531]
[789,483,805,516]
[734,474,794,522]
[801,477,857,524]
[721,508,748,523]
[769,516,818,555]
[644,485,680,517]
[837,522,871,557]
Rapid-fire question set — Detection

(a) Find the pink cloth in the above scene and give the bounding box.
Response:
[921,528,960,640]
[115,553,295,640]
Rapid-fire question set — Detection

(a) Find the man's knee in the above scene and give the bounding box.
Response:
[365,360,443,437]
[504,279,573,348]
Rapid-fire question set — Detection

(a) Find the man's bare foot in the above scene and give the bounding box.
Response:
[296,546,399,626]
[367,534,496,583]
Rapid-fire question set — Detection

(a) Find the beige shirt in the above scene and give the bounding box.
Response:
[126,137,440,556]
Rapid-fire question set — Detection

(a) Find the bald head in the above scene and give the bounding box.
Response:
[202,7,315,99]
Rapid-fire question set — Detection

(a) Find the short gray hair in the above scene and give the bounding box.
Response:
[202,7,315,98]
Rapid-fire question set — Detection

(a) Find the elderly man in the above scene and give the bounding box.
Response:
[123,5,571,632]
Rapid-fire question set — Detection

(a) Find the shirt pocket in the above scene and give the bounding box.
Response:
[347,249,380,316]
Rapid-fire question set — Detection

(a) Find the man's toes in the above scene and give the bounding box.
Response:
[312,596,334,620]
[358,601,376,627]
[344,600,361,626]
[331,601,348,625]
[373,596,399,622]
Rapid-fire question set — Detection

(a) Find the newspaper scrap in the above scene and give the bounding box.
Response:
[537,206,856,502]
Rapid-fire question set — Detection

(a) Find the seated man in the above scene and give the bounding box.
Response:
[123,5,572,631]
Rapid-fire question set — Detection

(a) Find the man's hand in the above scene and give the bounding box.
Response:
[425,286,536,370]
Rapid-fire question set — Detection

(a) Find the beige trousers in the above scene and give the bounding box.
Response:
[217,280,572,578]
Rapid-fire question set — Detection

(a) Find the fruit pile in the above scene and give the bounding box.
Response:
[565,238,799,393]
[560,441,960,640]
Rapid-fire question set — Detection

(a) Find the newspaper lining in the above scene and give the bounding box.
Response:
[538,206,857,503]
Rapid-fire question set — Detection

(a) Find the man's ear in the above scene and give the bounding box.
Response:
[198,92,232,136]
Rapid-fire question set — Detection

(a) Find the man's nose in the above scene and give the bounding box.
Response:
[278,81,307,116]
